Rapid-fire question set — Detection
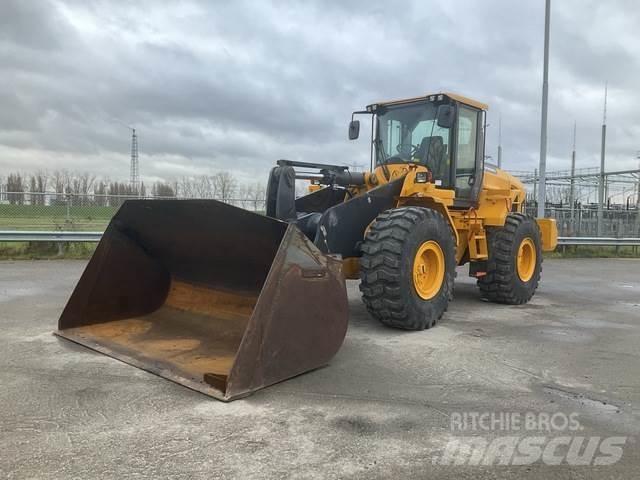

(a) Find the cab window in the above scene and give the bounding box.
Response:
[455,106,479,197]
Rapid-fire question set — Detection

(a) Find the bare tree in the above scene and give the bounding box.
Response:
[213,172,237,204]
[62,169,73,194]
[51,170,65,203]
[28,170,49,205]
[29,175,37,205]
[3,167,261,209]
[94,179,108,206]
[237,183,252,209]
[153,182,176,197]
[79,172,96,194]
[249,181,266,212]
[179,176,195,198]
[193,175,214,199]
[36,170,49,194]
[75,172,96,205]
[6,173,25,205]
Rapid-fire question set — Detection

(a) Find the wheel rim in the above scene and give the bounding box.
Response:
[412,240,445,300]
[516,237,536,282]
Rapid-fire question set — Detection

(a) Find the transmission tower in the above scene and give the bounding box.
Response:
[130,128,139,194]
[636,150,640,209]
[113,118,140,195]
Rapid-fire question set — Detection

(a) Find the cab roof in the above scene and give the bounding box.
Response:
[367,92,488,111]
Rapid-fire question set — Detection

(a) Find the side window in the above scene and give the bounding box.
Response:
[456,107,478,171]
[455,106,479,196]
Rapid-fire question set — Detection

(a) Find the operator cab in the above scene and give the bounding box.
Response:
[350,93,487,208]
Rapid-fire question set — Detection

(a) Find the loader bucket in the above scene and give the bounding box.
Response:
[55,200,348,401]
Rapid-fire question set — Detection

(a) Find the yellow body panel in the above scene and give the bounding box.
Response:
[476,169,525,225]
[536,218,558,252]
[339,158,555,267]
[442,92,489,111]
[369,92,488,111]
[317,162,555,278]
[372,164,528,264]
[342,257,361,280]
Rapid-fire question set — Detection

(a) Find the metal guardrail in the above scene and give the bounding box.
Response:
[557,237,640,246]
[1,231,639,247]
[0,231,103,242]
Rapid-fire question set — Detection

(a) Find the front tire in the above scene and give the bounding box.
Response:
[478,213,543,304]
[359,207,456,330]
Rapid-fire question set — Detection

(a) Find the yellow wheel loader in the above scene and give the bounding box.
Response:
[56,92,557,400]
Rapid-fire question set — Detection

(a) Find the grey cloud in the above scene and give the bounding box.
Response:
[0,0,69,50]
[0,0,638,185]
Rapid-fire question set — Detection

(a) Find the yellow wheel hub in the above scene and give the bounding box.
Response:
[413,240,445,300]
[516,237,536,282]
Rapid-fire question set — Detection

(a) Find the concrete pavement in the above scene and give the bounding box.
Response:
[1,259,639,479]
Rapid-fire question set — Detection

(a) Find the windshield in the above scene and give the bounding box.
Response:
[375,102,452,182]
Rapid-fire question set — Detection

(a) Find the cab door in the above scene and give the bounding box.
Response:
[454,104,484,207]
[453,105,484,207]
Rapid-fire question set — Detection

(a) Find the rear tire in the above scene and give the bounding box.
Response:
[478,213,542,304]
[359,207,456,330]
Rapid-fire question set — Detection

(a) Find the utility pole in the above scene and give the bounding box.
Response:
[533,168,538,208]
[597,82,607,236]
[497,116,503,169]
[537,0,551,219]
[569,121,576,234]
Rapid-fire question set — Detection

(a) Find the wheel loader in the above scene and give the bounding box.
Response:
[56,92,557,400]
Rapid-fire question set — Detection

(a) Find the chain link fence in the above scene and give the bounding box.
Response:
[525,205,640,237]
[1,191,639,238]
[0,192,266,231]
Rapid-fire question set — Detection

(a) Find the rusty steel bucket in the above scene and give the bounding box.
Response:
[55,200,348,401]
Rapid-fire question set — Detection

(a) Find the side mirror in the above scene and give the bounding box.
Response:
[436,105,455,129]
[348,120,360,140]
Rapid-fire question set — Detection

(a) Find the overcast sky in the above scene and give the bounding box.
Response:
[1,0,639,186]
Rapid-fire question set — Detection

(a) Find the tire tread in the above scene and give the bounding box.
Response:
[360,207,455,330]
[478,213,542,304]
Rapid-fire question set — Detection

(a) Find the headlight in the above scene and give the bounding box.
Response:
[415,171,429,183]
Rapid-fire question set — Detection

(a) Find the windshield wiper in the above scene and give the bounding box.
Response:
[374,137,391,181]
[374,137,388,162]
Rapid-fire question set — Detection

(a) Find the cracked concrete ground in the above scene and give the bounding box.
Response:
[1,259,639,479]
